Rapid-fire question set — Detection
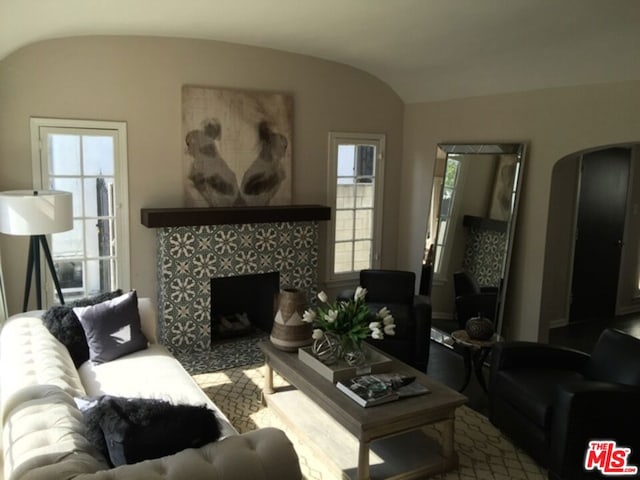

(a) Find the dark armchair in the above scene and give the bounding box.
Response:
[453,270,498,329]
[340,269,432,372]
[489,329,640,480]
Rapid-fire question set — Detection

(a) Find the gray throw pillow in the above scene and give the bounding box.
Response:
[41,289,124,368]
[75,291,148,364]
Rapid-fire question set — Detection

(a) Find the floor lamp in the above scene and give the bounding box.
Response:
[0,190,73,311]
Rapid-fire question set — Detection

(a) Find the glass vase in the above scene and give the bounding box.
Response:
[340,337,366,367]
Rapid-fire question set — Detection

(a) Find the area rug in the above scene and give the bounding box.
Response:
[192,364,547,480]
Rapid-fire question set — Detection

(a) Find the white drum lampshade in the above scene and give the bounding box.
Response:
[0,190,73,235]
[0,190,73,311]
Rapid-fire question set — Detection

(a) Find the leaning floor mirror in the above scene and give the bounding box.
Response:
[425,143,526,340]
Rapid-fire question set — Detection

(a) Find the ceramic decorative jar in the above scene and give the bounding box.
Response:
[270,288,312,351]
[465,315,494,341]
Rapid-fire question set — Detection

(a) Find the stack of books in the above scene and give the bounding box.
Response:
[336,373,430,407]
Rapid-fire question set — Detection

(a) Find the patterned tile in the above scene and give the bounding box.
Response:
[156,222,319,352]
[174,332,268,374]
[463,227,507,287]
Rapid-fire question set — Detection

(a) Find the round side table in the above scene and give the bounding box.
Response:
[451,329,501,393]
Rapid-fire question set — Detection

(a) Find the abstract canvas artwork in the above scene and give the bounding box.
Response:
[182,86,293,207]
[488,154,518,221]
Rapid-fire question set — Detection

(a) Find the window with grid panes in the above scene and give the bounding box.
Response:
[328,133,385,281]
[30,118,130,305]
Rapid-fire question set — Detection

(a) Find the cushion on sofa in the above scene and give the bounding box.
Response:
[78,343,238,440]
[80,395,222,467]
[42,289,123,368]
[74,290,148,364]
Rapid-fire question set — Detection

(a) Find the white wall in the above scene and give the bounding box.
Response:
[401,80,640,341]
[0,35,404,314]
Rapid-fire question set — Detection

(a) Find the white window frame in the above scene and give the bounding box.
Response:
[327,132,385,283]
[30,118,131,305]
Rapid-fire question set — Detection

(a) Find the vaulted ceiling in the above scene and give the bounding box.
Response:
[2,0,639,103]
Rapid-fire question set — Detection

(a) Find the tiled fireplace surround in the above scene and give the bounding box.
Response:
[144,206,330,352]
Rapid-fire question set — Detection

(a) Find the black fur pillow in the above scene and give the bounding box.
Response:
[80,396,222,467]
[42,290,123,368]
[75,396,107,458]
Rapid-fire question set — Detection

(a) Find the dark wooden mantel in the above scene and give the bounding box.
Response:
[141,204,331,228]
[462,214,508,233]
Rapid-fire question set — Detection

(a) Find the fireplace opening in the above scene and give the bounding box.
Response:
[210,271,280,342]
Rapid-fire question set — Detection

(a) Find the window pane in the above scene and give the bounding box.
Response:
[105,219,116,257]
[434,247,443,272]
[337,145,355,177]
[444,159,460,187]
[335,210,354,241]
[437,219,448,245]
[355,145,375,177]
[83,136,114,176]
[85,259,115,295]
[336,184,355,209]
[334,242,353,273]
[84,177,114,217]
[353,240,371,270]
[50,177,83,217]
[55,260,83,290]
[55,258,85,304]
[52,219,83,258]
[356,182,374,208]
[85,219,113,258]
[355,209,372,239]
[440,188,454,217]
[49,134,81,175]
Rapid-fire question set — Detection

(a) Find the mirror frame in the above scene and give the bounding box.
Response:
[0,247,7,325]
[429,142,527,337]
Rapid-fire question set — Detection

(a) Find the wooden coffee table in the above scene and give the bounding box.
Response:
[259,341,467,480]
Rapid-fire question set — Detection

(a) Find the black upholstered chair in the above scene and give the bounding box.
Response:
[340,269,432,372]
[489,329,640,480]
[453,270,498,329]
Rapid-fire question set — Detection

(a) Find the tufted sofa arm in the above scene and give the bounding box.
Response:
[71,428,301,480]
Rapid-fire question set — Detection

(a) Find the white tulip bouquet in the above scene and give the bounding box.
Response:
[302,286,395,352]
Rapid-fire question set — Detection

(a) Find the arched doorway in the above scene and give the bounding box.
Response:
[543,143,640,352]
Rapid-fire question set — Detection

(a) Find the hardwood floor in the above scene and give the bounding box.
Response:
[549,313,640,353]
[426,339,489,416]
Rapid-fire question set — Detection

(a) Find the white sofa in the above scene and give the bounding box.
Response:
[0,298,302,480]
